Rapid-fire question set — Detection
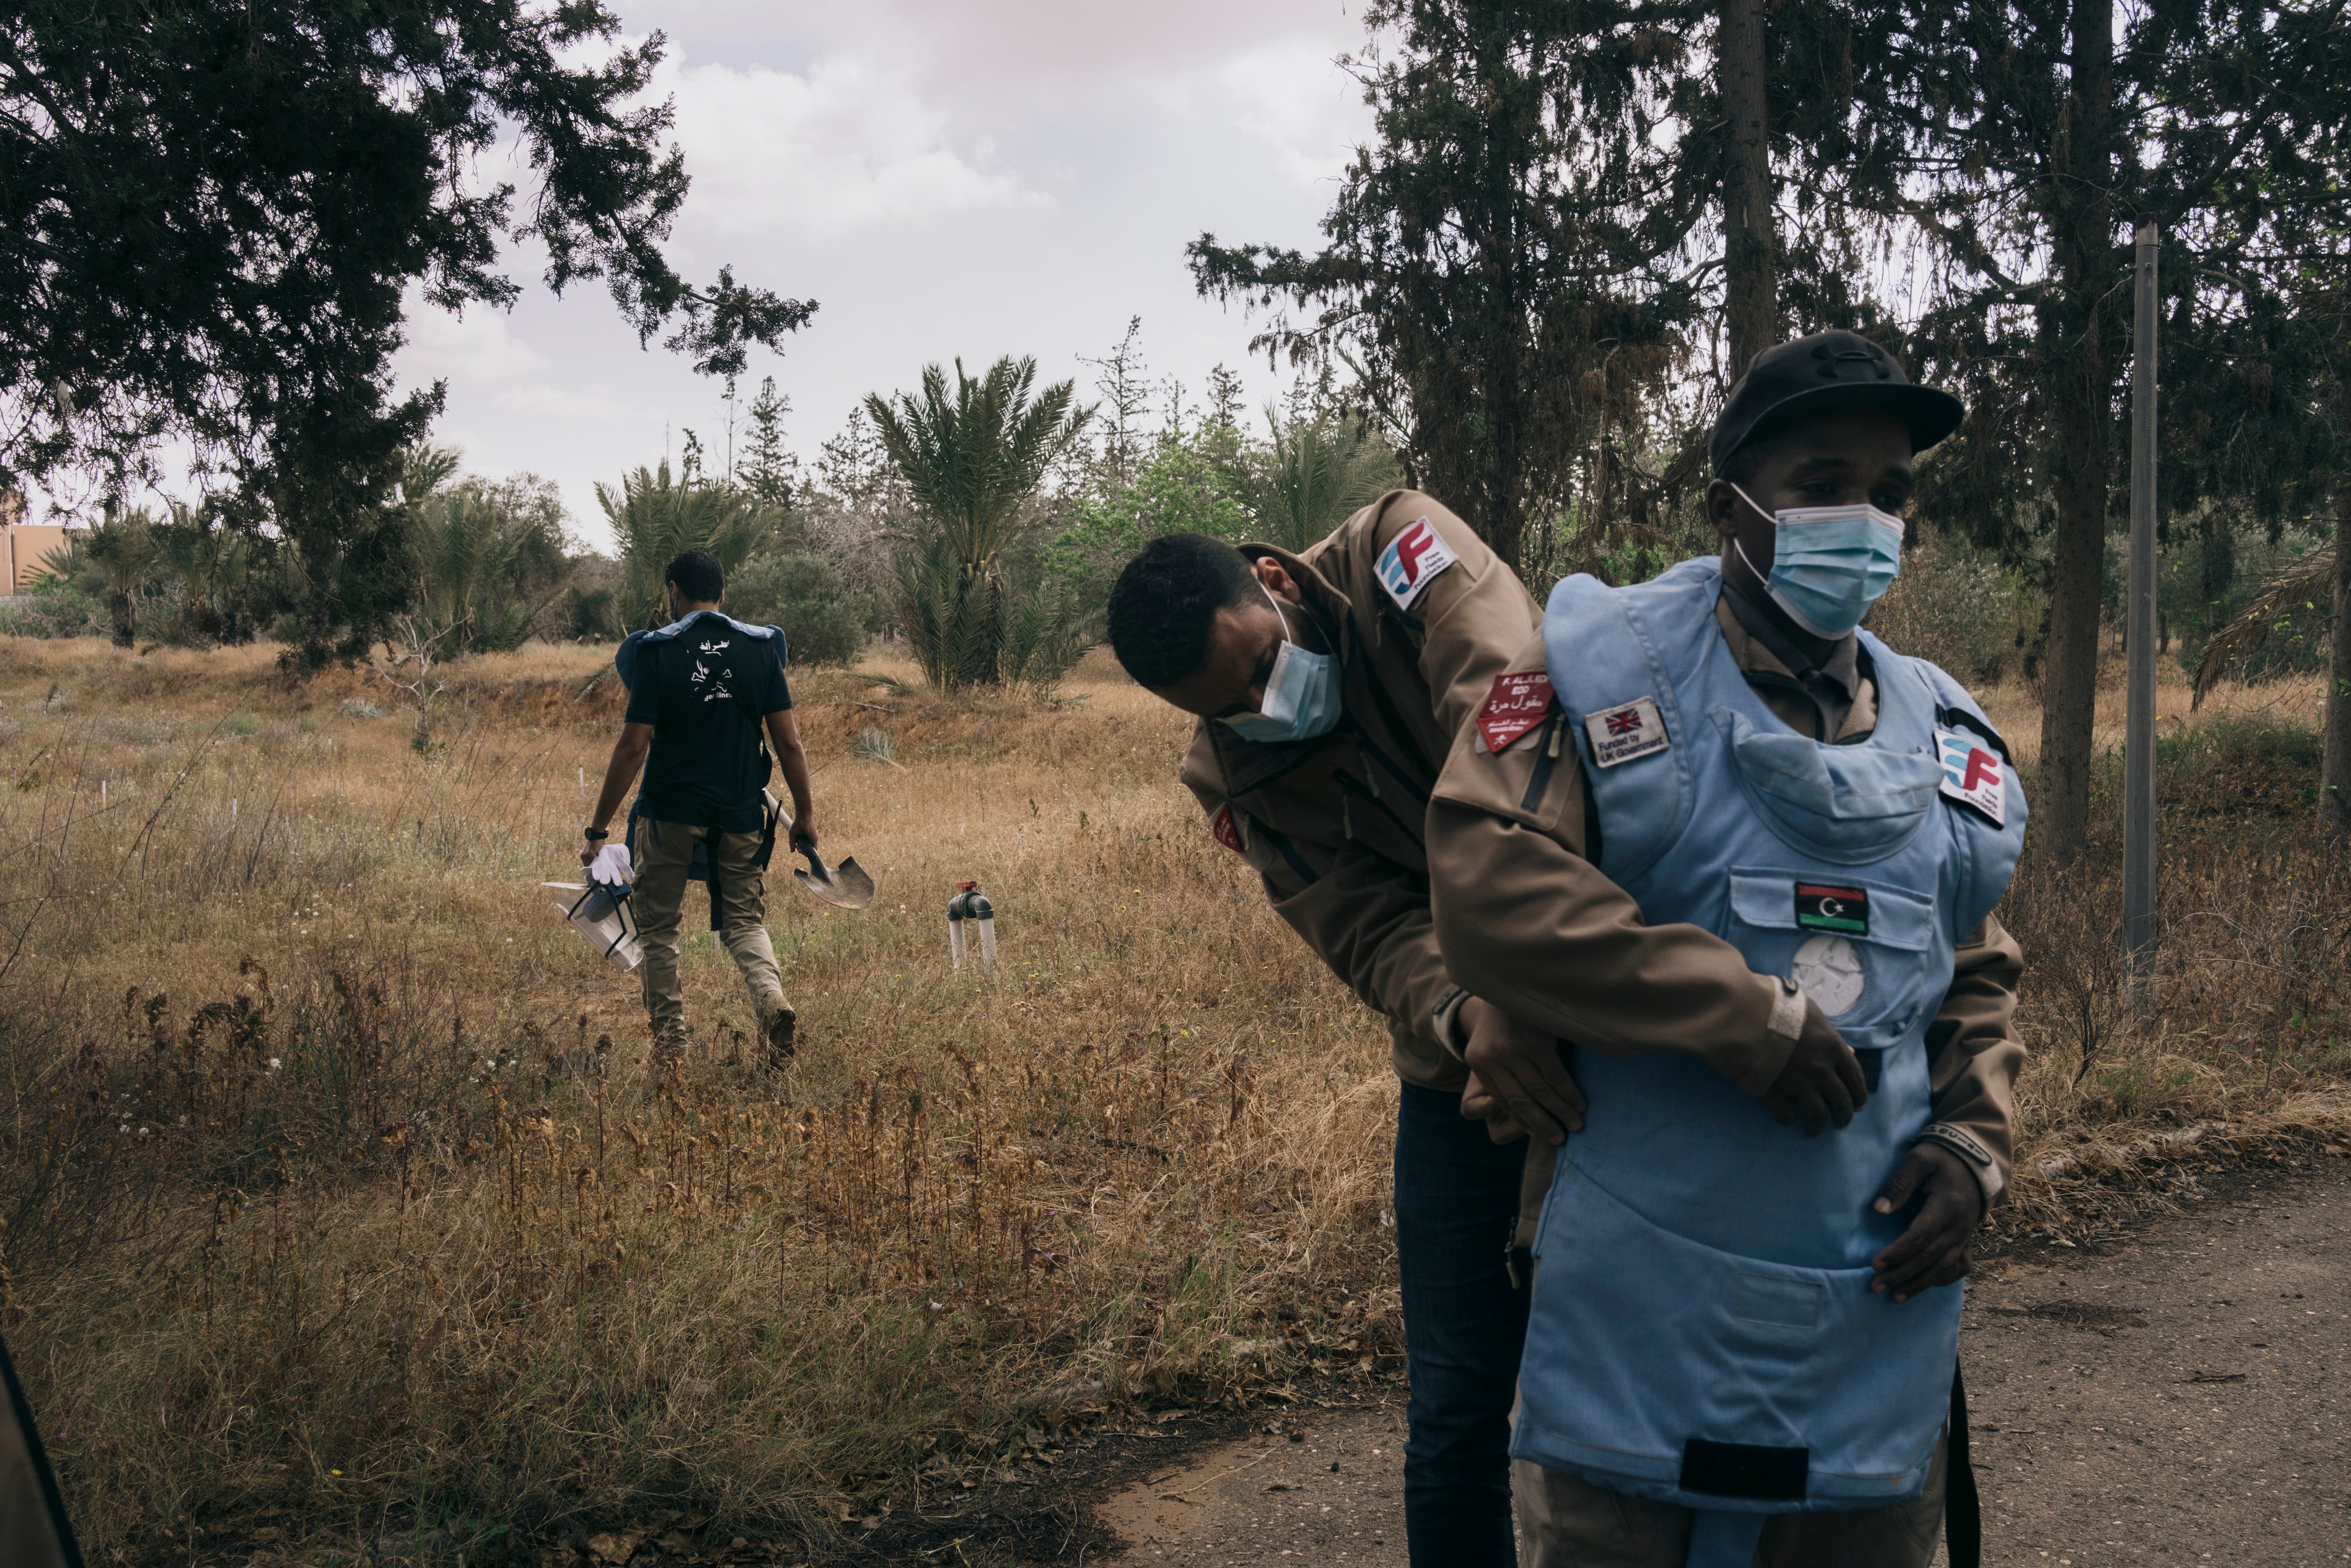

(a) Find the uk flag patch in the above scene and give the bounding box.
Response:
[1374,517,1459,612]
[1936,729,2007,825]
[1583,696,1670,768]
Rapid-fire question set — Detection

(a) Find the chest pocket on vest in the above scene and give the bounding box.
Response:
[1720,709,1942,866]
[1724,870,1937,1050]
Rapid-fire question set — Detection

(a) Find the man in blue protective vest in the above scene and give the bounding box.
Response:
[1425,331,2028,1568]
[583,549,820,1065]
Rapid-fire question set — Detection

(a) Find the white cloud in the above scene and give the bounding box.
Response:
[659,52,1042,239]
[1219,41,1370,188]
[365,5,1383,547]
[394,297,548,388]
[497,382,655,428]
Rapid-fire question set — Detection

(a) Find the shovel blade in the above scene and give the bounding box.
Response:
[794,854,876,910]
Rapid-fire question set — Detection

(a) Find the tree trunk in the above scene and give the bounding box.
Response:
[958,561,1002,688]
[1718,0,1778,379]
[107,589,136,649]
[2031,0,2119,866]
[2325,489,2351,830]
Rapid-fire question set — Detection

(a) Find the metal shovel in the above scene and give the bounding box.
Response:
[791,836,875,910]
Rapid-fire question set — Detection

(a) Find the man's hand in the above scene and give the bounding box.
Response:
[585,843,632,888]
[1761,995,1868,1135]
[1460,1071,1525,1145]
[790,815,821,853]
[1459,997,1583,1145]
[1870,1143,1985,1303]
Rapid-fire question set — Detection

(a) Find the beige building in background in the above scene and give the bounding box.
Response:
[0,492,70,594]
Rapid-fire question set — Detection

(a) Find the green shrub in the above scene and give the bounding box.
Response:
[2146,714,2323,818]
[725,552,873,668]
[1866,530,2040,685]
[562,584,624,642]
[0,575,108,639]
[994,582,1094,693]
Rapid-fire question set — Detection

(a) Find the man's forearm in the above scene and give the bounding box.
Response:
[591,738,648,831]
[777,742,815,828]
[1427,800,1797,1093]
[1918,915,2028,1203]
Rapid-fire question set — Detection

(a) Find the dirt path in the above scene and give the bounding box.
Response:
[1094,1161,2351,1566]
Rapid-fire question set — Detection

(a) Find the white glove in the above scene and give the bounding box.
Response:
[587,842,633,889]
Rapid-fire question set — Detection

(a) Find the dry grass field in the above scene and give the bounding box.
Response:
[0,634,2343,1562]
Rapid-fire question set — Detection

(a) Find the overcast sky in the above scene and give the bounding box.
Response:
[387,0,1378,551]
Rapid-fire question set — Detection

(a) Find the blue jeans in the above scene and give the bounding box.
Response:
[1395,1080,1531,1568]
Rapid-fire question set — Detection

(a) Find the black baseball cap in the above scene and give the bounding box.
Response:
[1710,330,1965,473]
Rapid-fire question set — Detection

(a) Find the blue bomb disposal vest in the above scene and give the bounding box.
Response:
[1517,557,2025,1567]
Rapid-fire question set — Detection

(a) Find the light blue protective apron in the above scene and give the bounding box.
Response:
[1517,557,2026,1566]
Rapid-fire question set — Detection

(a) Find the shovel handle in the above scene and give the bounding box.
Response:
[793,834,829,880]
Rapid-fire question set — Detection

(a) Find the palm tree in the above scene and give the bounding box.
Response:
[408,488,539,653]
[156,507,257,646]
[865,356,1090,687]
[1239,410,1402,553]
[595,460,781,627]
[80,511,166,647]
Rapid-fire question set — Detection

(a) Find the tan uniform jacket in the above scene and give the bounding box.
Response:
[1178,491,1542,1090]
[1428,577,2026,1215]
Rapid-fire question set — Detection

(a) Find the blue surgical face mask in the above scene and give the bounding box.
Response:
[1731,485,1906,638]
[1219,585,1343,744]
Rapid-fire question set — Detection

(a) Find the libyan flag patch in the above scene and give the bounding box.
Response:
[1794,882,1870,936]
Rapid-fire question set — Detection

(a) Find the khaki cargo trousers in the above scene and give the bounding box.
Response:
[631,818,789,1046]
[1513,1431,1947,1568]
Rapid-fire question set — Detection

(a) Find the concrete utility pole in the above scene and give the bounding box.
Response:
[2123,222,2159,1008]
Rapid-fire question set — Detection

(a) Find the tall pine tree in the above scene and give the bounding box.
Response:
[1188,0,1706,573]
[741,377,801,512]
[1877,0,2348,859]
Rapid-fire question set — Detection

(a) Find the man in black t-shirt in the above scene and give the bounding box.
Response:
[583,550,820,1062]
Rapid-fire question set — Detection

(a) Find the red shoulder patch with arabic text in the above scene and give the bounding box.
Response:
[1478,671,1554,753]
[1210,804,1245,854]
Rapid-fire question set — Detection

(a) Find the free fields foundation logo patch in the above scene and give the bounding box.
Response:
[1935,728,2008,825]
[1374,517,1459,612]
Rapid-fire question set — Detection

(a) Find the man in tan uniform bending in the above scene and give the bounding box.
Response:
[1429,331,2026,1567]
[1106,495,1574,1567]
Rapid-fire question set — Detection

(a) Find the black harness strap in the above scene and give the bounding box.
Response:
[1946,1362,1981,1568]
[1519,709,1564,813]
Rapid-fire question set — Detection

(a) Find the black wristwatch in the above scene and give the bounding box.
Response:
[583,826,608,841]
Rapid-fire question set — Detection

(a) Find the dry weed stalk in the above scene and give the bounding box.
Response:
[0,643,1401,1553]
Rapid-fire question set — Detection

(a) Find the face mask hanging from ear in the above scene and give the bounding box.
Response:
[1219,585,1344,744]
[1730,484,1906,638]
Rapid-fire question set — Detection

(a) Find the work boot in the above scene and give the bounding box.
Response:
[651,1025,691,1063]
[762,1003,797,1067]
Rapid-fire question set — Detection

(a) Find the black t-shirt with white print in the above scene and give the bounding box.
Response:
[623,613,792,832]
